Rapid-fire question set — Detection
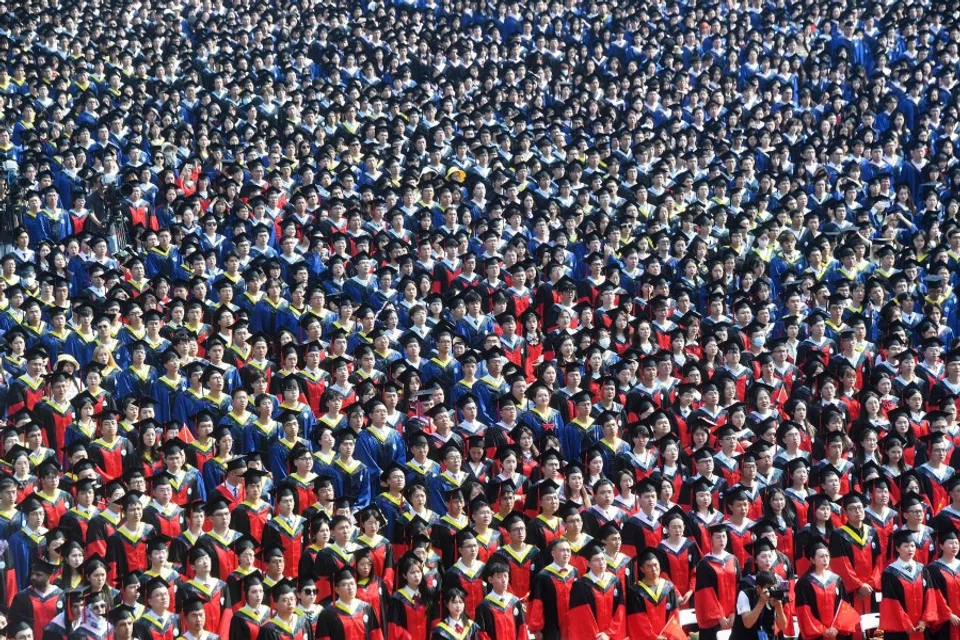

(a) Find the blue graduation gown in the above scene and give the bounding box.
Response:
[355,427,407,497]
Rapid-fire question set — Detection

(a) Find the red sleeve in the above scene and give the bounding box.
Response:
[794,579,827,640]
[694,562,724,629]
[879,598,915,632]
[218,607,233,639]
[4,566,15,610]
[526,600,545,632]
[927,566,954,626]
[829,554,865,590]
[627,611,656,640]
[565,601,601,640]
[603,603,624,639]
[923,569,941,624]
[515,622,527,640]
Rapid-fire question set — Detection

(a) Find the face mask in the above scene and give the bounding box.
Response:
[752,337,765,347]
[598,338,611,349]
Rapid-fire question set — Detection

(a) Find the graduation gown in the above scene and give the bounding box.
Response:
[880,561,938,640]
[315,601,380,640]
[928,559,960,640]
[178,578,232,638]
[356,534,396,592]
[525,515,564,553]
[231,500,273,544]
[106,522,155,585]
[694,552,741,631]
[10,528,46,590]
[430,620,479,640]
[261,515,306,579]
[355,577,389,635]
[387,589,432,640]
[34,397,75,450]
[441,560,487,620]
[621,512,662,559]
[228,605,269,640]
[197,530,242,577]
[657,538,700,597]
[565,573,625,640]
[626,578,680,640]
[142,500,186,540]
[492,545,541,602]
[527,564,577,640]
[88,436,137,482]
[85,509,121,560]
[795,570,857,640]
[311,545,354,603]
[9,585,64,640]
[134,609,182,640]
[829,523,882,614]
[474,592,527,640]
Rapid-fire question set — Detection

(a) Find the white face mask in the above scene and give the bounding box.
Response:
[598,338,611,349]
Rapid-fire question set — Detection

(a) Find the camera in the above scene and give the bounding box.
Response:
[767,588,789,603]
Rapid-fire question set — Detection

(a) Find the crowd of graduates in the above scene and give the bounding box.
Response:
[3,0,960,635]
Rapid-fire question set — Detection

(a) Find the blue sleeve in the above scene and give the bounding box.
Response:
[201,461,223,492]
[10,536,30,590]
[270,445,289,482]
[193,469,207,501]
[356,467,372,509]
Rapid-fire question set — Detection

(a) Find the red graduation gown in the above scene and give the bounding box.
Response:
[795,570,857,640]
[316,602,382,640]
[657,538,701,597]
[565,573,625,640]
[442,561,488,621]
[10,586,64,640]
[474,592,527,640]
[228,605,269,640]
[387,589,431,640]
[179,577,232,638]
[621,511,662,559]
[491,545,541,602]
[928,559,960,640]
[231,500,273,544]
[527,564,576,640]
[355,577,389,634]
[356,535,396,592]
[829,523,882,614]
[260,613,316,640]
[35,489,71,529]
[106,522,154,585]
[261,515,306,579]
[134,609,181,640]
[879,562,938,640]
[143,500,186,540]
[694,552,741,630]
[197,529,242,577]
[626,578,679,640]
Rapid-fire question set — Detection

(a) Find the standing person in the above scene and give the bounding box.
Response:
[795,541,861,640]
[387,555,432,640]
[565,544,625,640]
[695,523,741,640]
[731,569,789,640]
[491,513,541,603]
[228,573,270,640]
[431,587,480,640]
[314,567,382,640]
[880,529,938,640]
[8,558,62,640]
[830,492,882,615]
[626,550,680,640]
[527,538,577,640]
[474,561,528,640]
[259,579,316,640]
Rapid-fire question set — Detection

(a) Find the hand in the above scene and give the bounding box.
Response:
[679,591,692,606]
[534,634,543,640]
[720,616,734,630]
[951,615,960,627]
[857,584,873,598]
[757,589,771,606]
[596,633,610,640]
[915,622,927,633]
[824,628,838,638]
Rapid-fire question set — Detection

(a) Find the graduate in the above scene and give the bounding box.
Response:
[474,560,528,640]
[353,548,389,636]
[178,545,233,638]
[228,572,271,640]
[527,538,577,640]
[87,408,137,482]
[85,480,125,561]
[33,458,73,528]
[695,523,742,640]
[829,492,882,615]
[427,442,468,517]
[387,554,434,640]
[277,443,319,513]
[231,468,274,544]
[330,430,372,510]
[160,438,207,506]
[431,587,481,640]
[261,485,307,579]
[135,576,182,640]
[312,515,357,603]
[373,462,408,543]
[523,481,564,552]
[196,496,243,577]
[626,549,680,640]
[655,507,700,607]
[315,568,383,640]
[620,480,663,558]
[355,398,407,497]
[795,541,860,640]
[491,513,542,602]
[8,558,63,640]
[180,594,225,640]
[440,530,487,620]
[928,529,960,640]
[355,506,396,591]
[142,472,188,540]
[565,543,625,640]
[880,528,939,640]
[105,492,155,585]
[431,488,471,569]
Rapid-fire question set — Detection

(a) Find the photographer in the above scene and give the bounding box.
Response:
[733,569,789,640]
